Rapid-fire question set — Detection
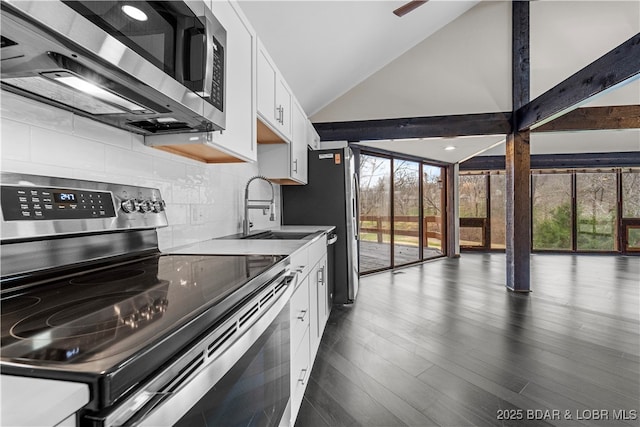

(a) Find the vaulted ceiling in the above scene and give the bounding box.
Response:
[239,1,640,163]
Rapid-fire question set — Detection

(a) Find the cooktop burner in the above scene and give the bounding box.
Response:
[1,295,41,316]
[1,253,284,369]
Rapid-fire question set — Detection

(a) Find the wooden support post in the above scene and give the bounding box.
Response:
[505,132,531,291]
[506,0,531,292]
[446,163,460,258]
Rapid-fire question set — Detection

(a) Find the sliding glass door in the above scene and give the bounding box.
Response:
[359,155,392,272]
[423,166,445,257]
[393,160,420,265]
[359,152,446,273]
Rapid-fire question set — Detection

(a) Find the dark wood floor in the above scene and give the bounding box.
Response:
[295,254,640,427]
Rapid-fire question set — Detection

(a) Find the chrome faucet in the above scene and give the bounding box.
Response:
[243,175,276,236]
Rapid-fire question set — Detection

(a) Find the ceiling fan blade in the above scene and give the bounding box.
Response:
[393,0,429,17]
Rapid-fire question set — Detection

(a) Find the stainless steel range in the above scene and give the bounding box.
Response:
[0,173,293,426]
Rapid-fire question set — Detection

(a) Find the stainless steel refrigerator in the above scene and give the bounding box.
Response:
[281,147,359,304]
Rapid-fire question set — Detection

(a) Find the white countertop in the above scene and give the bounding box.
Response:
[167,225,335,256]
[1,375,89,427]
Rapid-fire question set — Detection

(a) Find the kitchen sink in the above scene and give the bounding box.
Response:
[241,230,318,240]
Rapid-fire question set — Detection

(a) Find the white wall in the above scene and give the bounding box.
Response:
[311,1,512,122]
[0,92,280,250]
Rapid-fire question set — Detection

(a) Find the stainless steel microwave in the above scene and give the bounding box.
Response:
[0,0,226,135]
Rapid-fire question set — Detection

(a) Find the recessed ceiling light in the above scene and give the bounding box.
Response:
[122,5,148,22]
[444,145,456,151]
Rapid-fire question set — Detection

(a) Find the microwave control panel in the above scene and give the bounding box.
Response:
[0,185,116,221]
[210,35,224,111]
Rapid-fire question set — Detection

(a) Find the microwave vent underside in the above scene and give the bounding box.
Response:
[128,120,193,133]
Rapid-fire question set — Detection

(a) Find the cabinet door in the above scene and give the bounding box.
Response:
[207,1,256,162]
[291,102,308,184]
[275,79,291,139]
[317,255,329,332]
[309,260,320,361]
[257,47,276,126]
[308,121,320,150]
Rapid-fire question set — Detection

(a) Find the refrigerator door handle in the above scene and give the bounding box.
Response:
[353,172,360,240]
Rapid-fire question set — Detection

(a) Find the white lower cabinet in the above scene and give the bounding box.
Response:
[288,235,331,426]
[309,254,328,362]
[289,272,310,425]
[290,327,310,423]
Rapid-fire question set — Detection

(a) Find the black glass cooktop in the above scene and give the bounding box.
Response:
[0,254,284,386]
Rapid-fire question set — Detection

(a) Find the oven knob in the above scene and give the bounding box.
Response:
[124,313,140,329]
[121,199,137,213]
[138,200,152,213]
[153,298,169,313]
[151,200,165,213]
[140,305,153,320]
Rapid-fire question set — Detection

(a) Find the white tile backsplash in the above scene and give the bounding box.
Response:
[0,92,280,250]
[31,127,106,172]
[1,92,74,134]
[0,119,30,161]
[105,145,154,179]
[72,115,134,149]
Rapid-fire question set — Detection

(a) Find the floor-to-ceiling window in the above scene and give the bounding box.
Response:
[459,173,487,248]
[359,152,446,273]
[423,165,446,256]
[460,167,639,254]
[532,172,573,251]
[576,170,617,251]
[621,168,640,252]
[489,173,506,249]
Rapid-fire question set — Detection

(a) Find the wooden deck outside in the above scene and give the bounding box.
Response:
[296,253,640,427]
[360,240,443,272]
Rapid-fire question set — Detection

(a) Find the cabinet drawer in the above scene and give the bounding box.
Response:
[289,275,309,352]
[289,246,309,279]
[290,327,310,423]
[308,234,326,269]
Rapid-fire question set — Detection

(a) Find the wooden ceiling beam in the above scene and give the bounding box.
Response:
[313,112,512,142]
[460,151,640,170]
[533,105,640,132]
[517,33,640,131]
[313,103,640,142]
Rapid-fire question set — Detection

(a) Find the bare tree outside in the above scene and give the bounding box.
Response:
[359,154,391,272]
[393,160,420,263]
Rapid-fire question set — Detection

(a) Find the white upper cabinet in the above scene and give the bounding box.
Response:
[207,0,257,162]
[307,122,321,151]
[257,99,307,185]
[255,38,309,184]
[291,102,308,183]
[256,41,292,141]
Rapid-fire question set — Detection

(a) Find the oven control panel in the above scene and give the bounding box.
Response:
[0,172,168,241]
[1,186,116,221]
